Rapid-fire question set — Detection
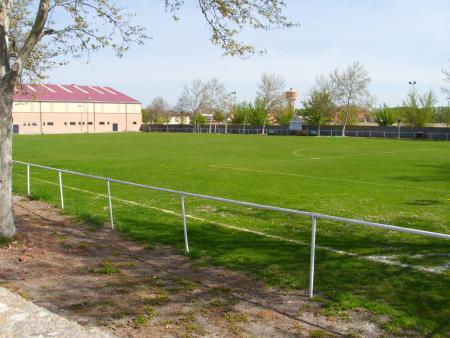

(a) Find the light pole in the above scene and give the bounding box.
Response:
[447,100,449,128]
[408,81,416,137]
[243,105,247,135]
[228,91,236,134]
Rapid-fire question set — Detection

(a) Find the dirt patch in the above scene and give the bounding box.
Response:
[0,196,386,337]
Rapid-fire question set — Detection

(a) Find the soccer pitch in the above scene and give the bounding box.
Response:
[12,133,450,335]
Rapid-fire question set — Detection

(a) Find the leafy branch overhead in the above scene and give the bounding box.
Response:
[5,0,297,82]
[166,0,298,57]
[6,0,149,81]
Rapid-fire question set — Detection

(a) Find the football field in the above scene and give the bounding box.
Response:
[12,133,450,335]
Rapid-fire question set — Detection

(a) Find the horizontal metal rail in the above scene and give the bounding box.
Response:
[12,160,450,240]
[12,159,450,298]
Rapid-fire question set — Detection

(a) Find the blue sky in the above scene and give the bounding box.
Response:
[48,0,450,107]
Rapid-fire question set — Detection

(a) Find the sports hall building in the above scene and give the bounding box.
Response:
[12,84,142,134]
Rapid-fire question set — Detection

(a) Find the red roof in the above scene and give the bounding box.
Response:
[14,84,140,104]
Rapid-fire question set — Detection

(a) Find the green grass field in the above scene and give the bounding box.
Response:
[12,133,450,336]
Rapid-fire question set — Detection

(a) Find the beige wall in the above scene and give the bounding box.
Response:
[12,101,142,134]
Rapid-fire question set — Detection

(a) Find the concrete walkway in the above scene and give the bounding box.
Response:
[0,287,114,338]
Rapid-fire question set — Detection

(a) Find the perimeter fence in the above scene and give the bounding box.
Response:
[142,125,450,140]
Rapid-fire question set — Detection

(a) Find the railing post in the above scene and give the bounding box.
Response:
[106,179,114,229]
[309,216,317,298]
[27,164,30,196]
[180,193,189,254]
[58,170,64,209]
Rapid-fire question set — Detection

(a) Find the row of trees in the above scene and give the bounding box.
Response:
[371,61,450,128]
[144,62,377,136]
[301,61,371,136]
[143,73,295,133]
[299,60,450,133]
[145,60,450,134]
[145,63,371,137]
[145,60,450,135]
[373,91,442,128]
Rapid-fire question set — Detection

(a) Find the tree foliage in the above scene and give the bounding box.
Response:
[442,59,450,100]
[248,98,266,125]
[401,89,437,128]
[329,61,371,135]
[144,97,169,124]
[165,0,297,57]
[176,78,231,130]
[256,72,285,132]
[231,101,250,124]
[4,0,149,82]
[433,106,450,126]
[302,89,334,134]
[374,104,396,126]
[274,105,294,125]
[201,78,232,115]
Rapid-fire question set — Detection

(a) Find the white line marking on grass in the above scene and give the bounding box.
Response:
[213,166,449,195]
[15,174,448,274]
[209,147,438,169]
[291,148,306,157]
[291,147,437,160]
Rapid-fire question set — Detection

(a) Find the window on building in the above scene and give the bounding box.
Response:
[43,122,46,126]
[31,122,37,126]
[70,122,76,125]
[107,122,110,125]
[99,122,105,125]
[78,122,82,125]
[88,122,93,125]
[133,122,137,125]
[23,123,26,126]
[47,122,54,126]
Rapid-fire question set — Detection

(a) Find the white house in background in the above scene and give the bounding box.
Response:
[13,84,142,134]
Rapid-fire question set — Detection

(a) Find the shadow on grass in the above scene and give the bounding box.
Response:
[115,210,450,336]
[406,199,444,206]
[386,163,450,184]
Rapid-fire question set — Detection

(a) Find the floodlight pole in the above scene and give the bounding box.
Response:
[408,81,417,138]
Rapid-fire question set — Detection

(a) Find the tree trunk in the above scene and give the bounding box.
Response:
[318,124,321,136]
[0,87,15,239]
[262,114,268,135]
[342,108,350,137]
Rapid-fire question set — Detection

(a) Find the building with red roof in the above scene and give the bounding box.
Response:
[12,84,142,134]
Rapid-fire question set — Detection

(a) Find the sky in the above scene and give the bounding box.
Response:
[47,0,450,107]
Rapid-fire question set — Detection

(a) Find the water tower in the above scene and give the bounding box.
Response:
[285,88,298,112]
[285,88,302,131]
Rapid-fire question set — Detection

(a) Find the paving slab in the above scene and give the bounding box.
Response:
[0,287,114,338]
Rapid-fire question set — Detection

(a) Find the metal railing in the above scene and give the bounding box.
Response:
[12,160,450,298]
